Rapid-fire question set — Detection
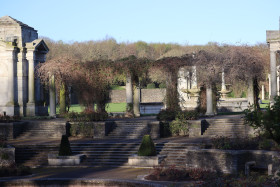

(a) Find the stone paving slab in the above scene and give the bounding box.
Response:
[0,167,204,187]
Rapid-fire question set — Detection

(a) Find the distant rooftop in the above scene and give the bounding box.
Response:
[0,15,36,31]
[266,30,280,43]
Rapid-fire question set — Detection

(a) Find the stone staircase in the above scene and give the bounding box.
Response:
[202,118,249,138]
[106,121,159,139]
[14,120,66,140]
[15,144,59,167]
[14,142,204,168]
[72,142,140,167]
[156,143,202,167]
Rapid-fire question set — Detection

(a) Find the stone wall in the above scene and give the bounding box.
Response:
[69,121,160,139]
[188,120,202,137]
[0,121,66,140]
[0,122,27,140]
[0,146,15,167]
[108,89,166,103]
[185,149,278,174]
[68,121,115,139]
[141,89,166,103]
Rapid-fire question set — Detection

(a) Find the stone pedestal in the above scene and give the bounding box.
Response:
[127,155,164,167]
[48,154,85,166]
[26,103,35,116]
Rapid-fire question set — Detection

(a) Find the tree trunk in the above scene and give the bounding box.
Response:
[253,77,260,110]
[247,78,254,106]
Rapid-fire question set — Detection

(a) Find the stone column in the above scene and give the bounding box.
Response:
[126,73,133,112]
[191,66,197,89]
[268,74,271,98]
[26,50,35,104]
[206,84,214,116]
[221,71,226,91]
[277,75,279,96]
[262,85,265,100]
[133,85,140,117]
[6,49,15,107]
[270,51,277,103]
[49,74,56,117]
[26,49,36,116]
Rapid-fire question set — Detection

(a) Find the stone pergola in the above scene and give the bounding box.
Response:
[0,16,49,116]
[266,30,280,104]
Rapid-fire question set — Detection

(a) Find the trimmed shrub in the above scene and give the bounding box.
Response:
[147,83,156,89]
[58,135,72,156]
[138,135,157,156]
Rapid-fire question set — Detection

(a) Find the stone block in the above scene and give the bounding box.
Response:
[48,154,85,166]
[127,154,163,167]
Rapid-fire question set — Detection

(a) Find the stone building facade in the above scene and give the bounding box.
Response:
[266,30,280,104]
[0,16,48,116]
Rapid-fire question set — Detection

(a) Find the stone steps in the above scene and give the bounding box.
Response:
[202,118,248,138]
[13,121,66,139]
[107,121,154,139]
[13,142,202,167]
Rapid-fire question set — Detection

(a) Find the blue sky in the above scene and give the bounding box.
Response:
[1,0,280,45]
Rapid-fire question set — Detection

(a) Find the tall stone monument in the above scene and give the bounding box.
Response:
[0,16,49,116]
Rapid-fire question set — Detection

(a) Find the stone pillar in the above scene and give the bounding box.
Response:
[6,49,15,106]
[277,75,279,96]
[126,73,133,112]
[26,50,36,116]
[268,74,271,98]
[49,75,56,117]
[133,86,140,117]
[191,66,197,89]
[221,71,226,91]
[262,85,265,100]
[26,50,35,104]
[270,51,277,103]
[206,84,214,116]
[247,78,254,106]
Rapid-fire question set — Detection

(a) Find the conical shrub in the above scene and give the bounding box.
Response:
[138,135,157,156]
[58,135,72,156]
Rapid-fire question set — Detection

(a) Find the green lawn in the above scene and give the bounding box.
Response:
[110,85,125,90]
[260,100,269,109]
[50,103,127,114]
